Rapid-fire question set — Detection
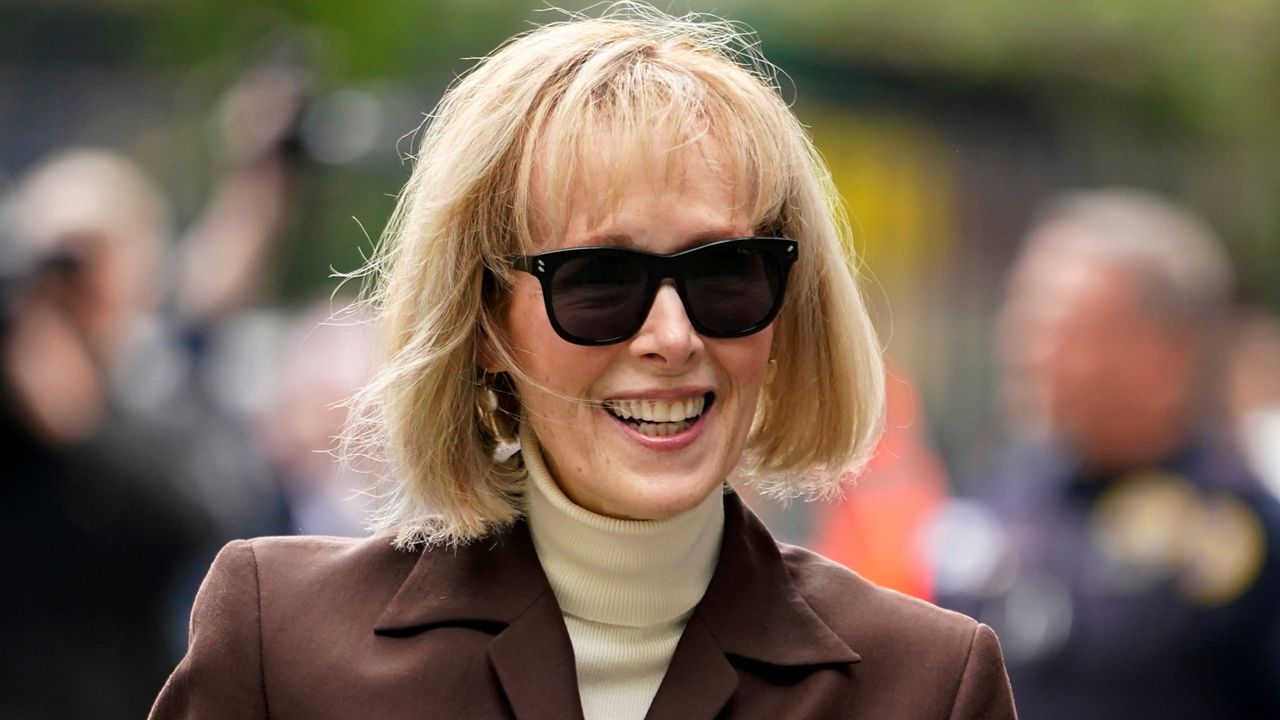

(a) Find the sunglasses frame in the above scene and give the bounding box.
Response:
[507,236,798,346]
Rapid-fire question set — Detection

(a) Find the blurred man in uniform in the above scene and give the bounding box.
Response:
[937,189,1280,718]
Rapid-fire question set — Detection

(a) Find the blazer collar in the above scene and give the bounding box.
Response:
[374,520,550,633]
[694,490,861,667]
[374,521,584,720]
[371,491,858,720]
[643,494,860,720]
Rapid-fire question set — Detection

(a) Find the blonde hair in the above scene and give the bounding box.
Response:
[346,3,884,547]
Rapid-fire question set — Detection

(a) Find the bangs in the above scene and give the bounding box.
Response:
[507,40,796,257]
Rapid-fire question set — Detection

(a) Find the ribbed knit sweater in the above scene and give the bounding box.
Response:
[520,427,724,720]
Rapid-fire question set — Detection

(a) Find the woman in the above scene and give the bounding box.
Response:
[152,6,1016,719]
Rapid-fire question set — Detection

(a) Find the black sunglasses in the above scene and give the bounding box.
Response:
[507,236,798,346]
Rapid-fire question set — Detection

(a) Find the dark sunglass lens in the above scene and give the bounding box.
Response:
[684,244,780,334]
[550,254,649,341]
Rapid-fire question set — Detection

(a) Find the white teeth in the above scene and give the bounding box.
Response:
[605,395,706,423]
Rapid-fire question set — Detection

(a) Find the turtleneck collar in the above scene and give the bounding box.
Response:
[519,424,724,627]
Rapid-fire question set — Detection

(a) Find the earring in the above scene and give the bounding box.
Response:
[766,358,778,385]
[475,375,505,440]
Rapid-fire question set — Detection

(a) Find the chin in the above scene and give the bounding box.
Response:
[609,473,724,521]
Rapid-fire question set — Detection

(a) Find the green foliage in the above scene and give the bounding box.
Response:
[714,0,1280,143]
[65,0,1267,147]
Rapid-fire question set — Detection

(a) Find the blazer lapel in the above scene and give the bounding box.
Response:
[643,613,737,720]
[645,492,861,720]
[373,521,584,720]
[695,492,861,666]
[488,589,584,720]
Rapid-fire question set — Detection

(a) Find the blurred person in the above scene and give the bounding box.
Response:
[261,300,379,537]
[0,221,212,717]
[0,62,303,717]
[937,189,1280,718]
[152,5,1017,719]
[5,60,306,539]
[3,150,282,542]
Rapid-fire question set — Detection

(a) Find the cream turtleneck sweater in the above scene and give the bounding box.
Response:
[519,426,724,720]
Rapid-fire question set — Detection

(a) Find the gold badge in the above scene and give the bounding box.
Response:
[1178,492,1265,607]
[1089,471,1199,593]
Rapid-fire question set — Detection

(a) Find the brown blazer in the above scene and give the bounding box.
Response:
[151,492,1016,719]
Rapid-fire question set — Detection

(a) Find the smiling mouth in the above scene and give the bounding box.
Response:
[604,393,714,437]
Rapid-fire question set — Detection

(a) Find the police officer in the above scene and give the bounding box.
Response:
[937,190,1280,719]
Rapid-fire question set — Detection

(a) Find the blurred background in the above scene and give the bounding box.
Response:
[2,0,1278,717]
[5,0,1277,472]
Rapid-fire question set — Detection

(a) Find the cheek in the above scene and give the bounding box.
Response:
[504,282,560,377]
[721,330,774,401]
[504,287,614,409]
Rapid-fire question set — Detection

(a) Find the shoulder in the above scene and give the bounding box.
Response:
[209,534,420,613]
[779,542,978,647]
[233,533,416,578]
[778,543,1017,718]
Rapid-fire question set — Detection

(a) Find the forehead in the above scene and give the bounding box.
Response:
[1009,240,1143,334]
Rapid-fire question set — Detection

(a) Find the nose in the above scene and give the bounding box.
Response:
[629,282,701,367]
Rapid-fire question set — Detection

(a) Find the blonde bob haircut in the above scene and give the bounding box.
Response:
[347,2,885,547]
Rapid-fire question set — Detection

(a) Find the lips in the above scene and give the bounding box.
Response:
[604,393,713,437]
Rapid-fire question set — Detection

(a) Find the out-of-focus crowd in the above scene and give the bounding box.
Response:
[0,68,379,718]
[3,65,1280,720]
